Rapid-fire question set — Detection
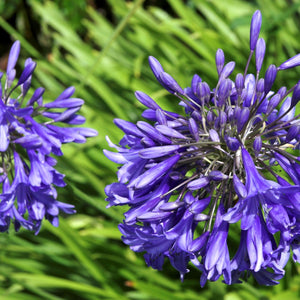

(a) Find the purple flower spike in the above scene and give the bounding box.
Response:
[0,41,97,233]
[105,9,300,287]
[250,10,262,51]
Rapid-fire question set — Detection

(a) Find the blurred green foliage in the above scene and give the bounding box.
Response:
[0,0,300,299]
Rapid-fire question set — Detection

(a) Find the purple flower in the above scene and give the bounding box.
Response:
[104,10,300,286]
[0,41,97,233]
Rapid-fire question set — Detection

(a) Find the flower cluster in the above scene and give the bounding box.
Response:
[104,10,300,285]
[0,41,97,233]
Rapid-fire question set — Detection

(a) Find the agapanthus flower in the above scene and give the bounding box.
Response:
[104,10,300,285]
[0,41,97,233]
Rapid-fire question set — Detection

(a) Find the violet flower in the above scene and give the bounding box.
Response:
[104,10,300,285]
[0,41,97,233]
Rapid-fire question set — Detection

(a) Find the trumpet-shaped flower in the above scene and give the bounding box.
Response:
[0,41,97,233]
[105,10,300,285]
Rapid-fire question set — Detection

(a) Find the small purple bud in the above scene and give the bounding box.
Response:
[137,211,171,222]
[44,98,84,109]
[225,135,240,151]
[291,82,300,108]
[226,106,234,122]
[115,119,144,137]
[184,192,195,205]
[250,10,262,51]
[219,111,227,128]
[21,78,32,97]
[189,231,209,252]
[14,135,42,149]
[156,124,188,139]
[209,170,228,181]
[187,176,210,190]
[264,64,277,94]
[159,72,184,94]
[209,129,220,142]
[237,107,250,133]
[233,174,247,198]
[156,109,167,125]
[17,61,36,85]
[56,86,76,101]
[207,111,215,124]
[148,56,164,80]
[286,125,300,143]
[196,81,210,105]
[278,53,300,70]
[188,118,199,141]
[6,40,21,74]
[27,87,45,106]
[253,136,262,156]
[191,74,202,95]
[277,86,287,98]
[216,48,225,76]
[190,197,211,214]
[217,79,232,106]
[256,78,265,101]
[267,93,281,114]
[220,61,235,79]
[169,171,184,181]
[139,145,180,159]
[235,73,244,94]
[256,78,264,94]
[191,110,201,123]
[135,91,160,110]
[255,38,265,72]
[7,69,16,87]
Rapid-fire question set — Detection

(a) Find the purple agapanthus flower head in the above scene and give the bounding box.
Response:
[104,10,300,286]
[0,41,97,233]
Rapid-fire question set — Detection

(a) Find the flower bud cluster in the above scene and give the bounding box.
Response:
[105,11,300,285]
[0,41,97,233]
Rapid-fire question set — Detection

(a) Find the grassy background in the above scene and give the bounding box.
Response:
[0,0,300,299]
